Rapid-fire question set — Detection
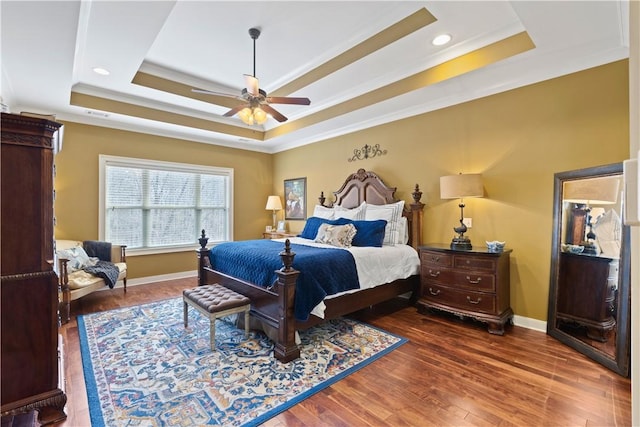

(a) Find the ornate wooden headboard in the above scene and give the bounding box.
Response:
[331,169,396,208]
[318,169,424,248]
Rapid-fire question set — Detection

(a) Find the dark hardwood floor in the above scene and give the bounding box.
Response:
[53,278,631,426]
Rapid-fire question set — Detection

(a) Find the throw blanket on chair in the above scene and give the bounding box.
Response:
[83,240,112,262]
[209,240,360,321]
[84,261,120,289]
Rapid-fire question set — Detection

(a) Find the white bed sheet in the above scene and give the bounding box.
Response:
[272,237,420,318]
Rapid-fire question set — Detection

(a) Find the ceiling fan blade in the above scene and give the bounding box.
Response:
[266,96,311,105]
[222,104,247,117]
[261,104,288,122]
[244,74,260,96]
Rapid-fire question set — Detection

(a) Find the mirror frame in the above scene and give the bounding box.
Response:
[547,163,631,376]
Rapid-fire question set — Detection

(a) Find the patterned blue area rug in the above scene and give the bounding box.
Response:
[78,297,407,426]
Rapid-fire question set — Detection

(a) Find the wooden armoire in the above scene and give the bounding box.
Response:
[1,113,67,424]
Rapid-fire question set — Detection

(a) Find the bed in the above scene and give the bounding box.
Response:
[197,168,425,362]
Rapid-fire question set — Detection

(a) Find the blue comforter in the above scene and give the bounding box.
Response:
[209,240,360,321]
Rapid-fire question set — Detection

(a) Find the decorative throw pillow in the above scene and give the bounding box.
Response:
[314,223,357,247]
[312,205,335,220]
[57,246,92,273]
[334,201,367,220]
[298,216,350,240]
[349,219,388,247]
[364,201,405,245]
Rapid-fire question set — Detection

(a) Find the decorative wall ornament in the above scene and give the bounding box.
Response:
[348,144,387,162]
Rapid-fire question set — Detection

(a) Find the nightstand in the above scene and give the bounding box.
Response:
[416,244,513,335]
[262,231,296,239]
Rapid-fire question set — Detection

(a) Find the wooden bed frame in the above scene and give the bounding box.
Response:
[197,169,424,362]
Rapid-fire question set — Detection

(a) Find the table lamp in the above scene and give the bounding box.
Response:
[440,173,484,250]
[265,195,283,230]
[563,176,620,255]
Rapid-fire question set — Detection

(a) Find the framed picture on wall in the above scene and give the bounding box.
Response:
[284,177,306,220]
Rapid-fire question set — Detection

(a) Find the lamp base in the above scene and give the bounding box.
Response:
[450,236,472,251]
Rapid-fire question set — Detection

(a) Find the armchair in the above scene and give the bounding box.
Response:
[56,239,127,323]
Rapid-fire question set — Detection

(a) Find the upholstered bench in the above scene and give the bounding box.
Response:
[183,284,251,350]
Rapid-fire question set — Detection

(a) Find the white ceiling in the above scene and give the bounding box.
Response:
[0,1,629,153]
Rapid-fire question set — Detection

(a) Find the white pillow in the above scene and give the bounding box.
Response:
[312,204,335,220]
[57,246,92,273]
[334,201,366,220]
[314,223,357,248]
[364,201,405,245]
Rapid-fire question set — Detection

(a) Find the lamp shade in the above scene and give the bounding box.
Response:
[440,174,484,199]
[265,195,283,211]
[563,176,620,205]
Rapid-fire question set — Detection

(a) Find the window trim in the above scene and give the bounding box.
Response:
[99,155,234,256]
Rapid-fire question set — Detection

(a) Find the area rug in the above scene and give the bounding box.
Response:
[78,297,407,426]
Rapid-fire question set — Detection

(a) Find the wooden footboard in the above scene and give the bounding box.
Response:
[197,239,302,362]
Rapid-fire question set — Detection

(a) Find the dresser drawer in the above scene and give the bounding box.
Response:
[453,255,496,271]
[421,268,496,292]
[422,284,497,315]
[420,250,452,267]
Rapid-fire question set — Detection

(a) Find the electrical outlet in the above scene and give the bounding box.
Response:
[462,217,472,228]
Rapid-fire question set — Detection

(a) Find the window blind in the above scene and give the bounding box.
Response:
[100,156,233,253]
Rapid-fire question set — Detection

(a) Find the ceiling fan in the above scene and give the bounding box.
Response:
[192,27,311,125]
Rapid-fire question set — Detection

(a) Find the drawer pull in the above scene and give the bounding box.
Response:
[428,270,440,278]
[467,296,482,304]
[429,288,441,296]
[430,256,440,262]
[466,276,482,284]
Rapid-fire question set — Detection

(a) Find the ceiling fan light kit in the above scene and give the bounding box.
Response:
[238,106,267,125]
[192,27,310,126]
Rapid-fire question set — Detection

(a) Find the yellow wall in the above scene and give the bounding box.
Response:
[54,124,273,278]
[273,60,630,321]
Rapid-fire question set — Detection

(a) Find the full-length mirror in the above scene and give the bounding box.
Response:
[547,163,631,376]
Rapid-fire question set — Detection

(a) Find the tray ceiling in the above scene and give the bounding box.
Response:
[0,1,629,153]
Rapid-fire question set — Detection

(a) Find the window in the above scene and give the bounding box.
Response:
[99,155,233,255]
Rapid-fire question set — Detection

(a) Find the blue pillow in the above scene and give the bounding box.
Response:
[350,219,388,247]
[298,216,350,240]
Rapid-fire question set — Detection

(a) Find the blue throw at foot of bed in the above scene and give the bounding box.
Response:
[209,240,360,321]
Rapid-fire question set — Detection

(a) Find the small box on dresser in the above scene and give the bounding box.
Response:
[416,243,513,335]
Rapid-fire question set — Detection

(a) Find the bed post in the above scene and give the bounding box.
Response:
[274,240,301,362]
[197,229,211,286]
[409,184,425,249]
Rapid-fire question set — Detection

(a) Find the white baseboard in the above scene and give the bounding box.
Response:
[98,270,197,292]
[513,314,547,333]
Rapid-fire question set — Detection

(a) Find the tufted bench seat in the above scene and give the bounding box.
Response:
[183,284,251,350]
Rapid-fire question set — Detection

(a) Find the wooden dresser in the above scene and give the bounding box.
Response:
[1,113,67,424]
[556,252,617,342]
[416,244,513,335]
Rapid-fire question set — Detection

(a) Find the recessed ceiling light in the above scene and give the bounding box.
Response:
[93,67,110,76]
[432,34,452,46]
